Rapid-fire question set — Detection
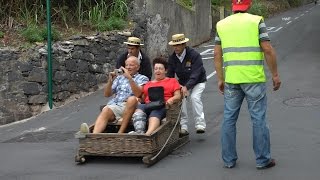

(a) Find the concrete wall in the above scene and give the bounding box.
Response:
[132,0,212,59]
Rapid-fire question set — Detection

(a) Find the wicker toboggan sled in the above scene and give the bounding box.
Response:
[74,102,189,166]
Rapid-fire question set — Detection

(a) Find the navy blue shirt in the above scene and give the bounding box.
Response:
[167,46,207,90]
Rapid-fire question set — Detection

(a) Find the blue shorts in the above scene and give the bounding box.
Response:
[137,103,166,120]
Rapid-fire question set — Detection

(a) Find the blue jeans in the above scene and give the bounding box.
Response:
[221,83,272,167]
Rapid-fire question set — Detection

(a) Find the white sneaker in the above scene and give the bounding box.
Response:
[180,129,189,136]
[80,123,89,133]
[128,131,144,135]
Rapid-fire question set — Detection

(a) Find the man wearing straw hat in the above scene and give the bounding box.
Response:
[167,33,207,135]
[116,37,152,80]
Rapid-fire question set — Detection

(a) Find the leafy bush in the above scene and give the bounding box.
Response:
[41,27,61,41]
[1,0,129,41]
[249,0,268,17]
[21,25,61,43]
[0,31,4,38]
[106,16,126,31]
[21,25,44,42]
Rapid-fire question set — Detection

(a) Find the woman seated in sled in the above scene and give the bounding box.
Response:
[131,57,181,135]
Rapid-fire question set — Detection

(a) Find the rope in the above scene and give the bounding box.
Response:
[150,98,185,161]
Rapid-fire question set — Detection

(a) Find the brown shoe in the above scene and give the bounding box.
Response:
[256,159,276,170]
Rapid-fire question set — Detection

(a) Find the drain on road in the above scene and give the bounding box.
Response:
[2,131,77,143]
[283,97,320,107]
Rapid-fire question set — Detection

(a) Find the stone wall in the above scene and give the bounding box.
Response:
[130,0,212,59]
[0,32,131,125]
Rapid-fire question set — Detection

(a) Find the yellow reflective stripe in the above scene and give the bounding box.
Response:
[223,47,262,53]
[223,51,264,61]
[224,60,264,67]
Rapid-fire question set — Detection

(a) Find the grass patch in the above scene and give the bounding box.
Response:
[176,0,194,11]
[287,0,303,7]
[21,24,61,43]
[105,16,126,31]
[0,0,129,46]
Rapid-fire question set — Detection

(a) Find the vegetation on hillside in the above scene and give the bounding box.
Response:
[179,0,303,17]
[0,0,308,47]
[0,0,128,46]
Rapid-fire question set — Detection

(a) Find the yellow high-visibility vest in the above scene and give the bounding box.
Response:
[216,13,266,84]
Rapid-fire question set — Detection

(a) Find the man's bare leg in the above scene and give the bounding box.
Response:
[93,107,115,133]
[118,96,138,133]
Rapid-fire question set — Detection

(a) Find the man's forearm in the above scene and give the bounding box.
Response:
[261,41,279,77]
[104,79,113,97]
[128,78,142,97]
[214,59,224,81]
[213,46,224,81]
[265,49,279,77]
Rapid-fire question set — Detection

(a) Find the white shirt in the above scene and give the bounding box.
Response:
[175,48,186,63]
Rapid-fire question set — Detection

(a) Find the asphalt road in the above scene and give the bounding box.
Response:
[0,3,320,180]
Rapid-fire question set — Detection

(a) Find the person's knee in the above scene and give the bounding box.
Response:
[132,111,147,133]
[100,107,114,119]
[126,96,138,107]
[101,106,110,115]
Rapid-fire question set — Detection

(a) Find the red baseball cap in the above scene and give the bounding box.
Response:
[232,0,252,12]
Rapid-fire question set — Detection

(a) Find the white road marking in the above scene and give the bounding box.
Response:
[200,49,213,55]
[295,17,299,20]
[206,71,217,79]
[267,27,275,31]
[301,14,304,16]
[287,21,292,24]
[203,56,213,60]
[203,44,215,47]
[268,27,283,33]
[282,17,291,21]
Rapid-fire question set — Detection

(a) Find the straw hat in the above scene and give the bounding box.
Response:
[168,34,189,45]
[124,37,144,46]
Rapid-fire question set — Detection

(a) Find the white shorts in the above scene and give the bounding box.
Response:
[105,102,127,122]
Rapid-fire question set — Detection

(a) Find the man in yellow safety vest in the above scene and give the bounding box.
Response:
[213,0,281,169]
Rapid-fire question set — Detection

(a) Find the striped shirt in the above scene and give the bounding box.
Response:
[214,19,270,45]
[107,73,149,105]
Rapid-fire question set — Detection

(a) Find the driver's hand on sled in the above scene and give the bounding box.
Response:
[181,86,189,98]
[166,99,174,108]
